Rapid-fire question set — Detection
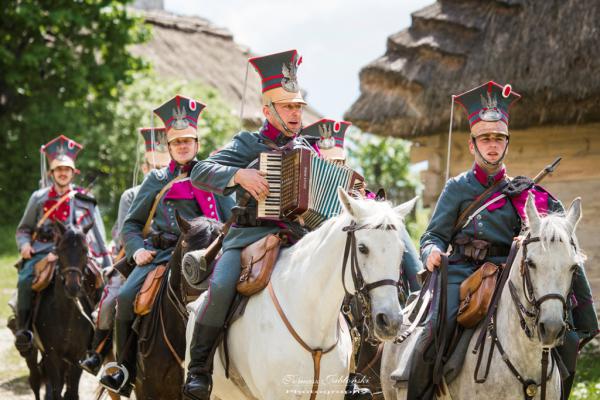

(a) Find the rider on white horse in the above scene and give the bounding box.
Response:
[184,50,422,400]
[419,81,598,399]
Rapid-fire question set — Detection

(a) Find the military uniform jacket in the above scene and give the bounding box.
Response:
[122,160,233,265]
[191,121,314,250]
[16,184,111,267]
[420,163,562,284]
[190,121,308,251]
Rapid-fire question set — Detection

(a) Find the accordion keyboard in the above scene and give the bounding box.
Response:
[257,152,282,219]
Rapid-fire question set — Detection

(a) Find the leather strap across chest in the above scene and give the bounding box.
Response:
[142,173,187,238]
[268,281,341,400]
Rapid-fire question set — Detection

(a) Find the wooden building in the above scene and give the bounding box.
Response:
[345,0,600,304]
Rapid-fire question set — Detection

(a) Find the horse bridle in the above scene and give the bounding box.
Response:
[476,233,577,400]
[56,233,89,285]
[508,233,575,340]
[341,221,400,344]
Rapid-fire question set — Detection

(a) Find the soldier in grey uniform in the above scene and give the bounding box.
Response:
[420,81,598,399]
[79,127,171,375]
[99,96,233,396]
[183,50,422,400]
[14,134,110,356]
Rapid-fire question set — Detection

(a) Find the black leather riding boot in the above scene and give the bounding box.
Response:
[182,324,222,400]
[79,328,111,375]
[14,307,33,356]
[100,319,135,397]
[344,373,373,400]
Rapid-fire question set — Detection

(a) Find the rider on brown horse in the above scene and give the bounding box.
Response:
[14,134,110,357]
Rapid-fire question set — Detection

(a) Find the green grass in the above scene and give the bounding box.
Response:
[571,340,600,400]
[0,224,17,256]
[0,253,29,382]
[0,255,18,320]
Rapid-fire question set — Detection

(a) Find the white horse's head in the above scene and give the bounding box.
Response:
[520,193,583,347]
[337,187,418,341]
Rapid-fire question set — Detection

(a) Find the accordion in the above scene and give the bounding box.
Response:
[257,149,364,229]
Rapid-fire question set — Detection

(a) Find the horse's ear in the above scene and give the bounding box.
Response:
[338,186,360,218]
[375,188,386,201]
[55,220,67,236]
[525,192,541,234]
[83,221,94,235]
[394,197,418,219]
[566,197,582,234]
[175,210,192,234]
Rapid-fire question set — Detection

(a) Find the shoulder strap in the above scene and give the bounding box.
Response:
[142,173,188,238]
[452,178,508,236]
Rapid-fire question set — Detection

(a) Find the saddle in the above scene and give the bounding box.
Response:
[134,265,167,316]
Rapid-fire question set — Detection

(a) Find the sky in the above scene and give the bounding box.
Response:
[164,0,431,120]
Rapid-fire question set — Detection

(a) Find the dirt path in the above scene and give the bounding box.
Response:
[0,325,105,399]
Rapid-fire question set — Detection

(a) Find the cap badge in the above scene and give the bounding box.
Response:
[479,92,502,122]
[318,124,335,149]
[172,106,190,130]
[281,60,299,93]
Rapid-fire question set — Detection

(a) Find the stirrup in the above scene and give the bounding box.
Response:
[99,361,130,393]
[15,329,34,354]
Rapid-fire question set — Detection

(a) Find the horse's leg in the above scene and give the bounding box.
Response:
[44,354,65,400]
[64,362,83,400]
[24,349,42,400]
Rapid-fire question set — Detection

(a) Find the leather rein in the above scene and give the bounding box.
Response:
[267,220,398,400]
[474,234,576,400]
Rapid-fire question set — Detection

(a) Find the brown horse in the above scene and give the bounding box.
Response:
[134,214,222,399]
[25,221,102,400]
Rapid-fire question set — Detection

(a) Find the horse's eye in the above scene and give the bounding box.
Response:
[526,259,536,269]
[358,244,369,255]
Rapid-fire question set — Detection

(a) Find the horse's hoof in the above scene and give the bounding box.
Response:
[14,329,33,356]
[182,373,212,400]
[79,351,102,375]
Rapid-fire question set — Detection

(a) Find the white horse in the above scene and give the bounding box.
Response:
[185,188,417,400]
[382,194,583,400]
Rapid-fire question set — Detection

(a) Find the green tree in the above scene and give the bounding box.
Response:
[346,127,418,204]
[346,127,421,236]
[0,0,148,224]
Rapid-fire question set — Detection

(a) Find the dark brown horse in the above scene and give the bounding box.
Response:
[134,214,222,399]
[25,221,102,400]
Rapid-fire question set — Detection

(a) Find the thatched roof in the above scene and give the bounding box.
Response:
[131,10,320,127]
[345,0,600,138]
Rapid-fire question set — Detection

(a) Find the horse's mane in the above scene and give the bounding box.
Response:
[534,211,586,262]
[289,198,403,265]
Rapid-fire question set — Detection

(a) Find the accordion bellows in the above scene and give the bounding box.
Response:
[257,149,364,229]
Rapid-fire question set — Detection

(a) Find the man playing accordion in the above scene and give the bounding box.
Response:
[184,50,422,400]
